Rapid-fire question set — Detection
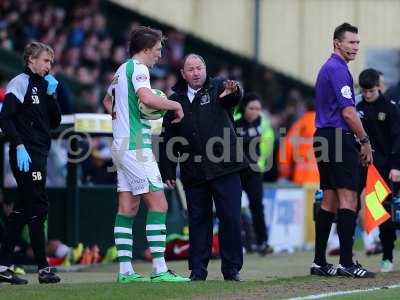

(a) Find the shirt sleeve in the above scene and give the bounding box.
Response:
[388,101,400,170]
[6,74,28,103]
[0,93,23,146]
[329,67,355,109]
[132,63,151,92]
[47,94,62,130]
[106,73,118,96]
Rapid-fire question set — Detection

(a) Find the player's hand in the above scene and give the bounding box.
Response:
[389,169,400,182]
[171,104,184,124]
[165,179,176,189]
[44,74,58,95]
[219,80,238,98]
[360,143,373,166]
[16,144,32,172]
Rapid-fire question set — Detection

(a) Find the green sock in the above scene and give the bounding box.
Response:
[146,211,167,259]
[114,214,134,262]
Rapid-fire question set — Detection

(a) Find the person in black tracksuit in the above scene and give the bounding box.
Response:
[0,42,61,284]
[159,54,247,281]
[356,68,400,272]
[234,93,274,255]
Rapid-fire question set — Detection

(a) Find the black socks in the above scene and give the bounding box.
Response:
[337,209,357,267]
[314,208,335,266]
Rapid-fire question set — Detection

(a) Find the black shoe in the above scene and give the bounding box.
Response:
[0,269,28,285]
[224,273,241,281]
[258,243,274,256]
[38,267,61,284]
[189,273,206,281]
[337,262,375,278]
[310,262,337,276]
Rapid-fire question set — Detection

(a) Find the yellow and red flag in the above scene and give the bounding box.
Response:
[363,164,392,233]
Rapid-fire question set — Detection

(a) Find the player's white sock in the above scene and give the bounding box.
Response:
[146,211,168,274]
[114,214,134,275]
[152,257,167,274]
[119,261,134,275]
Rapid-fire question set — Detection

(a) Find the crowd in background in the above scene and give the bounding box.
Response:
[0,0,321,186]
[0,0,308,126]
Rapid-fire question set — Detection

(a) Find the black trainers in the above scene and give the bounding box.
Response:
[38,267,61,284]
[337,262,375,278]
[0,268,28,285]
[310,262,337,276]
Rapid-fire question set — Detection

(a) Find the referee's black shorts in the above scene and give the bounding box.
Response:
[313,127,359,191]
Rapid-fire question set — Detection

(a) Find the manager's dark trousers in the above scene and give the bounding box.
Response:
[0,148,49,270]
[185,172,243,279]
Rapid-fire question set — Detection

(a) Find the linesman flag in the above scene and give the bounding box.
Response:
[363,164,392,233]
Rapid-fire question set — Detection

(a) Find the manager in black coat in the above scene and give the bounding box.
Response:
[159,54,247,281]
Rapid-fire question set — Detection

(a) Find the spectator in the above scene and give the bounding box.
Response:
[234,92,274,255]
[278,98,319,185]
[0,24,13,50]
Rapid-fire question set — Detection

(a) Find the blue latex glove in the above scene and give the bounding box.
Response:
[44,74,58,95]
[16,145,32,172]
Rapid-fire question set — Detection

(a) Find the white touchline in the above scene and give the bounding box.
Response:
[287,284,400,300]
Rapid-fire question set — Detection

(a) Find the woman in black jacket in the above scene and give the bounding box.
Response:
[234,93,274,255]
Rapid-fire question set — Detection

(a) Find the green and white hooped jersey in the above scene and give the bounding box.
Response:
[107,59,152,150]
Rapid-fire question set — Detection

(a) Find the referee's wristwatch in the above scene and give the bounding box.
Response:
[359,136,370,144]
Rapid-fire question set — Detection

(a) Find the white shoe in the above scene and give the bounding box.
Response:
[380,260,394,272]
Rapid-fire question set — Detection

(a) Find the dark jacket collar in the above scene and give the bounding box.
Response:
[24,67,45,81]
[236,114,262,126]
[172,74,213,95]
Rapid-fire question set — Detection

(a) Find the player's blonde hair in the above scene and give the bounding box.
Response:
[23,42,54,66]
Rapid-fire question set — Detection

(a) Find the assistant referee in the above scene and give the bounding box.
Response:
[0,42,61,284]
[311,23,374,278]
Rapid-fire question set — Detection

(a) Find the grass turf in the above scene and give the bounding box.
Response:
[0,249,399,300]
[325,286,400,300]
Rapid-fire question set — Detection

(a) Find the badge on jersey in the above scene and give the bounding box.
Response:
[341,85,352,99]
[136,74,148,82]
[378,112,386,121]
